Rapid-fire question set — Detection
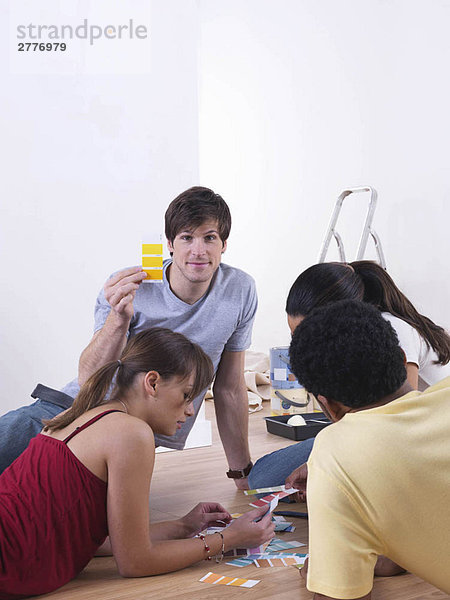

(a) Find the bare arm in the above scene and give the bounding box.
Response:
[95,502,232,555]
[405,363,419,390]
[106,422,274,577]
[78,267,147,385]
[213,351,251,489]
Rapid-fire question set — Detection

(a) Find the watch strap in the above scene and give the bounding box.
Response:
[226,461,253,479]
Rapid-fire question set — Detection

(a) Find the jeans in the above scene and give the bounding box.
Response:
[248,436,315,489]
[0,385,72,474]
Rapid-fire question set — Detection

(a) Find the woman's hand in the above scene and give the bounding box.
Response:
[180,502,232,538]
[224,505,275,550]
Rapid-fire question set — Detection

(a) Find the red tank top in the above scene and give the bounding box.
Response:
[0,410,122,599]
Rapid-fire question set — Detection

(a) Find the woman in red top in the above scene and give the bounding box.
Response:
[0,327,274,599]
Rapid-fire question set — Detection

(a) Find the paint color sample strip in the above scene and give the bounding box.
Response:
[291,553,309,570]
[223,547,250,557]
[267,538,306,551]
[274,521,295,532]
[254,556,305,567]
[226,557,254,567]
[244,485,287,496]
[220,540,269,557]
[247,540,271,555]
[226,553,307,568]
[205,526,225,535]
[250,495,277,509]
[142,256,163,267]
[272,515,295,531]
[142,239,163,282]
[265,496,279,513]
[248,553,307,562]
[249,488,297,508]
[199,572,260,588]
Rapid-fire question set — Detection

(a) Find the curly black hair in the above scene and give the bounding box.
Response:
[289,300,407,408]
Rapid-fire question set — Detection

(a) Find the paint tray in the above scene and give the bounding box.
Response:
[265,413,331,441]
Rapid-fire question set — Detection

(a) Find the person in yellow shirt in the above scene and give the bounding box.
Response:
[285,299,450,599]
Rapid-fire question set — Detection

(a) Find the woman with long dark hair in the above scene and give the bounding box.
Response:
[248,261,450,489]
[286,261,450,388]
[0,328,274,599]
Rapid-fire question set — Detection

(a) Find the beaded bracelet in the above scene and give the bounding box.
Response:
[197,534,211,560]
[197,532,225,562]
[214,531,225,564]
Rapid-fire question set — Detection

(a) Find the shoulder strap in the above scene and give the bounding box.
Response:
[63,410,124,444]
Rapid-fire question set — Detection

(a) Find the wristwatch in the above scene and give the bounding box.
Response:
[226,461,253,479]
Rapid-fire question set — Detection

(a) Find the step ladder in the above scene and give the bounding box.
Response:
[318,186,386,268]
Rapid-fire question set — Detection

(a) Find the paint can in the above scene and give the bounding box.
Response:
[269,346,318,415]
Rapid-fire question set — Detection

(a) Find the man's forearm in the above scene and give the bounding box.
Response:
[78,312,130,385]
[213,385,250,469]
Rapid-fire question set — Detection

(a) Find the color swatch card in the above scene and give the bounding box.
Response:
[204,524,270,556]
[275,524,295,532]
[273,516,295,532]
[249,488,297,508]
[254,555,306,567]
[226,557,255,568]
[226,552,307,568]
[291,554,309,570]
[268,496,279,512]
[266,538,306,552]
[142,234,163,282]
[199,572,260,588]
[223,547,250,558]
[248,540,271,555]
[245,485,290,496]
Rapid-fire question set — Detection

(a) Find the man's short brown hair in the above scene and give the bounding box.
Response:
[165,186,231,245]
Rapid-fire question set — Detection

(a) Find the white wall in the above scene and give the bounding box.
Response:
[2,0,449,415]
[1,0,200,413]
[198,0,450,353]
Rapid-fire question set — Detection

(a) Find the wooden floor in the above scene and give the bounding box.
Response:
[36,401,448,600]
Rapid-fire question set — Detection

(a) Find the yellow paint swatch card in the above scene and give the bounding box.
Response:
[199,572,260,588]
[142,234,163,282]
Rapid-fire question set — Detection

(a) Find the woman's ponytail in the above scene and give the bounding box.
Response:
[43,361,121,432]
[43,327,214,433]
[351,261,450,365]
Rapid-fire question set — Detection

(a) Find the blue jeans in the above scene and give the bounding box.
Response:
[248,437,315,489]
[0,385,72,474]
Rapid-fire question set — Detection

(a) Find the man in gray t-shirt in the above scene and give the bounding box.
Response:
[0,187,257,488]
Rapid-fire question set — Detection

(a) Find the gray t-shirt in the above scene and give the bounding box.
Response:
[62,260,257,449]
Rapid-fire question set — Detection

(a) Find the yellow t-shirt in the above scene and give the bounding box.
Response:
[307,377,450,599]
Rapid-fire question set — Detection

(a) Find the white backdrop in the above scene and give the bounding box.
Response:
[1,1,200,412]
[1,0,449,414]
[199,0,450,352]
